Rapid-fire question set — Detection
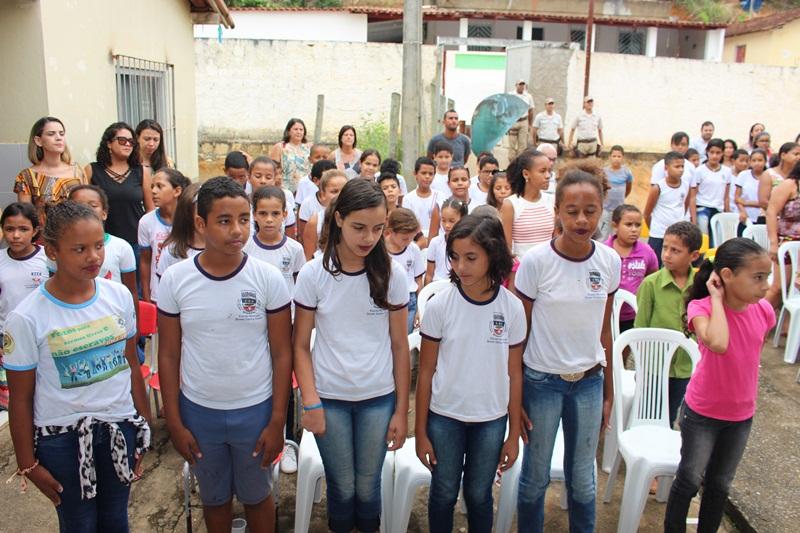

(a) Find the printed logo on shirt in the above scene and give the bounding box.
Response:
[47,315,129,389]
[585,269,607,300]
[367,299,387,317]
[28,270,44,289]
[280,256,292,273]
[3,332,15,355]
[491,312,506,337]
[238,290,258,313]
[406,259,413,271]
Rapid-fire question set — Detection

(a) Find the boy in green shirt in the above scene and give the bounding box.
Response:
[634,221,702,427]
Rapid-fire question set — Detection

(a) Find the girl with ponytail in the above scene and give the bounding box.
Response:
[665,238,774,532]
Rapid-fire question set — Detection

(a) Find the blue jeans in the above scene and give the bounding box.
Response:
[36,422,137,533]
[427,411,507,533]
[315,392,396,533]
[407,292,418,334]
[517,366,603,533]
[668,377,690,428]
[696,206,720,247]
[664,405,752,532]
[648,237,664,267]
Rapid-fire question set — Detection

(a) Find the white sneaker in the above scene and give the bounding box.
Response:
[280,445,297,474]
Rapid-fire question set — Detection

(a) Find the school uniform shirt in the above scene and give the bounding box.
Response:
[293,257,409,401]
[650,159,695,187]
[649,179,691,239]
[244,234,305,293]
[735,170,762,223]
[299,193,324,223]
[421,283,526,422]
[693,164,732,210]
[432,173,451,197]
[294,175,318,208]
[389,242,425,292]
[157,255,291,410]
[468,182,489,207]
[155,244,204,278]
[137,208,172,302]
[246,184,297,229]
[686,296,775,421]
[427,234,450,281]
[602,236,658,321]
[402,189,441,237]
[0,246,47,335]
[532,111,563,141]
[515,240,620,374]
[3,278,137,427]
[48,234,136,284]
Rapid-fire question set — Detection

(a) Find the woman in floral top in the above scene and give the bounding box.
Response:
[270,118,311,192]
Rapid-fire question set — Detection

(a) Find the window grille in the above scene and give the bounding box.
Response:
[570,29,586,50]
[618,31,645,55]
[468,24,493,51]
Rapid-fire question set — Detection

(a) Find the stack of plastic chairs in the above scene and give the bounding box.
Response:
[137,301,160,413]
[774,241,800,364]
[710,212,745,247]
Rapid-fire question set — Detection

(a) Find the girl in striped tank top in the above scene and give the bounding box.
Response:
[500,150,555,258]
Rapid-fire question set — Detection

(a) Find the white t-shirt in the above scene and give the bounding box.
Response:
[735,170,762,223]
[427,234,450,281]
[249,186,297,229]
[244,235,305,293]
[649,179,691,239]
[389,243,425,292]
[432,173,450,197]
[693,164,732,210]
[690,137,710,163]
[515,240,620,374]
[293,257,409,401]
[650,158,695,187]
[299,193,324,223]
[468,182,489,207]
[421,283,526,422]
[533,112,563,141]
[48,234,136,285]
[157,254,291,410]
[3,279,137,427]
[294,175,318,208]
[402,189,441,237]
[0,246,47,335]
[137,208,172,302]
[155,244,203,278]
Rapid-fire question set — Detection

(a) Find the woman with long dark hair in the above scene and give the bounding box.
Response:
[269,118,312,192]
[135,119,173,173]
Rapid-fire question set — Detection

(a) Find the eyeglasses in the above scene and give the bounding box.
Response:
[115,137,136,146]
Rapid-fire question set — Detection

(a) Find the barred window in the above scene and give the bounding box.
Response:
[570,29,586,50]
[468,24,493,52]
[618,31,645,55]
[113,55,177,166]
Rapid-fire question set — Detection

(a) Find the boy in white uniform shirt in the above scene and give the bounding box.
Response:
[469,155,499,207]
[157,177,293,533]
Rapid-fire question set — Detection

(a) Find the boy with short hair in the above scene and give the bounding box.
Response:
[378,172,402,213]
[600,145,634,239]
[297,168,346,243]
[403,156,440,248]
[248,157,298,239]
[650,132,694,186]
[158,176,293,533]
[643,151,691,262]
[634,221,702,427]
[295,145,333,207]
[469,155,498,207]
[224,151,249,188]
[431,142,454,197]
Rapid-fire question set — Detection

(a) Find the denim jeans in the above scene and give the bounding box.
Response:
[517,366,603,533]
[696,206,720,247]
[36,422,137,533]
[315,392,396,533]
[426,411,507,533]
[407,291,418,334]
[664,404,752,533]
[668,378,690,428]
[648,237,664,267]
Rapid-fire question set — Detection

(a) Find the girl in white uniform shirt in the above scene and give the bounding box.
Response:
[689,138,732,247]
[514,170,620,533]
[425,198,468,285]
[293,179,410,533]
[155,182,205,279]
[415,214,525,533]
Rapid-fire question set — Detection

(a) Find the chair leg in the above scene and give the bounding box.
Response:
[495,455,521,533]
[603,452,622,504]
[182,462,193,533]
[559,483,568,510]
[380,453,395,533]
[602,426,618,474]
[616,462,653,533]
[294,463,323,533]
[655,476,672,503]
[784,313,800,364]
[391,474,426,533]
[773,307,786,347]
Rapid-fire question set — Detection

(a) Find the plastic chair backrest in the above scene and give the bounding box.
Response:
[742,224,768,251]
[416,280,451,322]
[611,289,638,342]
[138,301,157,336]
[777,241,800,304]
[612,328,700,441]
[710,212,743,246]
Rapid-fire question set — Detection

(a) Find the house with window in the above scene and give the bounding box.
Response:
[723,8,800,67]
[0,0,233,200]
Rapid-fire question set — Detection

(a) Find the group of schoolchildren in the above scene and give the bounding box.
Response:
[0,118,786,533]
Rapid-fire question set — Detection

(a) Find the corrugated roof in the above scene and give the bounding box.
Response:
[230,5,726,29]
[725,8,800,37]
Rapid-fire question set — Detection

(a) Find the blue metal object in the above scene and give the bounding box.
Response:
[470,94,530,156]
[739,0,763,12]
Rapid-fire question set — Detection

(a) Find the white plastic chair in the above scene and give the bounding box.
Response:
[294,429,394,533]
[390,437,431,533]
[710,212,744,247]
[602,328,701,533]
[417,279,450,320]
[773,241,800,363]
[742,223,768,250]
[603,289,638,473]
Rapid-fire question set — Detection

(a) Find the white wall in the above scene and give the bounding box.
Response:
[443,52,507,124]
[195,11,368,42]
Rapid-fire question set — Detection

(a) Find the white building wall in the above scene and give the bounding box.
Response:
[195,11,369,42]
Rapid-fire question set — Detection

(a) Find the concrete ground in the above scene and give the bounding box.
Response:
[1,340,795,532]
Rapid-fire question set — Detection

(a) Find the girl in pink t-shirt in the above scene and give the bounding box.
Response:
[664,238,774,533]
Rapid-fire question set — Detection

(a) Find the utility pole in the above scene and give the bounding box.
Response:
[584,0,594,97]
[401,0,422,184]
